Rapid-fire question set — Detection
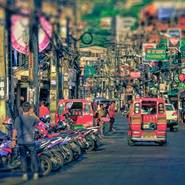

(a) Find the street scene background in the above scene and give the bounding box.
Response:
[0,0,185,185]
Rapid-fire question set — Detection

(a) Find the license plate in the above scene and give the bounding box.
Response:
[143,132,155,138]
[143,124,149,129]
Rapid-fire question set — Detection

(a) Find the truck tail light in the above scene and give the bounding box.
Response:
[134,103,140,114]
[158,103,164,114]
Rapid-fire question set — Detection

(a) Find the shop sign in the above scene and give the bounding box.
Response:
[167,28,181,49]
[130,71,141,79]
[158,8,175,21]
[142,43,156,56]
[159,83,166,93]
[179,83,185,90]
[145,49,168,61]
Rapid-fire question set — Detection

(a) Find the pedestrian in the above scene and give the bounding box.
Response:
[97,104,106,125]
[108,101,116,132]
[39,100,50,118]
[95,104,107,134]
[11,102,40,181]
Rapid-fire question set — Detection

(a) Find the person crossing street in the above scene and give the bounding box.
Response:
[108,101,116,132]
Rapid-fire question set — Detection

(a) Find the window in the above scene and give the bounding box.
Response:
[67,102,83,109]
[65,102,83,116]
[165,104,174,111]
[141,101,157,115]
[58,104,64,115]
[84,104,91,113]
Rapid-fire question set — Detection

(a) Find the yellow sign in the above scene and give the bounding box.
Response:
[159,84,166,93]
[29,52,34,81]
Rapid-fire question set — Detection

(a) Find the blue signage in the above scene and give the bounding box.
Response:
[158,8,175,20]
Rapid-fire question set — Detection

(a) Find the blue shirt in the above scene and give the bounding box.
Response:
[14,115,38,144]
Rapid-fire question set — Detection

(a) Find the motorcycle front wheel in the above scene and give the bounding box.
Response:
[50,151,64,172]
[39,154,52,176]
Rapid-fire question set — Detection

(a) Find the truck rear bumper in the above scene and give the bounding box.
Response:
[131,137,166,142]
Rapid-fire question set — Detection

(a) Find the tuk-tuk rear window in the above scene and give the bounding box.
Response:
[141,101,157,114]
[66,102,83,109]
[66,102,83,116]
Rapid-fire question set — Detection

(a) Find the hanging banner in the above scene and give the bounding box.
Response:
[167,28,181,49]
[11,15,52,55]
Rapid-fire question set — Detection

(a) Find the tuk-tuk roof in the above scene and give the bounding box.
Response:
[58,99,92,105]
[134,97,165,103]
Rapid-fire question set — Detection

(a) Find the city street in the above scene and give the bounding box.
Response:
[1,115,185,185]
[0,1,185,185]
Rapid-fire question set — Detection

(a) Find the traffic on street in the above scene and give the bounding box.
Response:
[0,0,185,185]
[1,115,185,185]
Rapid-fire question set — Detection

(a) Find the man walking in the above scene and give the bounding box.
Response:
[11,102,40,181]
[108,101,116,132]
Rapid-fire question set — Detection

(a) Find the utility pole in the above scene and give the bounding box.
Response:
[55,0,63,101]
[29,0,41,114]
[66,16,73,99]
[6,0,14,119]
[73,2,78,99]
[0,1,6,131]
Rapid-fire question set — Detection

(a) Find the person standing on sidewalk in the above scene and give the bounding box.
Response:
[39,100,50,118]
[11,102,40,181]
[108,101,116,132]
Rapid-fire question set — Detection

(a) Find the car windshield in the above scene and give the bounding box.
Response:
[165,104,174,111]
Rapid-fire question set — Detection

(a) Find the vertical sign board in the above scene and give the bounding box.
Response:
[50,62,57,113]
[167,28,181,49]
[28,52,34,81]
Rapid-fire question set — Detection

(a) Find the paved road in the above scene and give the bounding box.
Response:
[1,115,185,185]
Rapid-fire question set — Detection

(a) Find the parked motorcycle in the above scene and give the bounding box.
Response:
[0,140,52,176]
[36,138,64,172]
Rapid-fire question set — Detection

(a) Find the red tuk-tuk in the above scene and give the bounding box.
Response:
[128,97,167,146]
[55,99,94,128]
